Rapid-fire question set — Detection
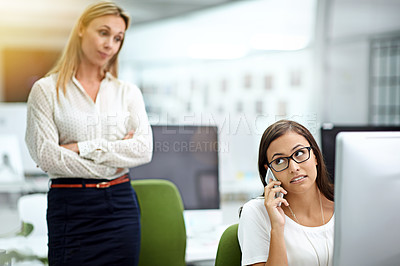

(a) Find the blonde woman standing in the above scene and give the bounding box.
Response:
[25,1,152,265]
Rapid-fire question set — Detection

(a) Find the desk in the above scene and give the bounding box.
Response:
[186,225,228,265]
[0,176,49,194]
[184,209,224,264]
[0,227,224,266]
[1,178,243,266]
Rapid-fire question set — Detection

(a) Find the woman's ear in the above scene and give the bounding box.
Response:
[78,23,84,37]
[264,163,269,170]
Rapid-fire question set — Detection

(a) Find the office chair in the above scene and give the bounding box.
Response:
[214,223,241,266]
[131,179,186,266]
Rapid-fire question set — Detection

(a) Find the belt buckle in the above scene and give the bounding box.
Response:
[96,182,110,189]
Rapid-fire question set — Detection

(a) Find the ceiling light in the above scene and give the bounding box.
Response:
[250,34,309,51]
[186,43,248,60]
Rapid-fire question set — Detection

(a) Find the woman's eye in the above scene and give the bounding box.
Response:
[275,158,285,165]
[114,36,122,42]
[99,30,108,36]
[295,150,304,157]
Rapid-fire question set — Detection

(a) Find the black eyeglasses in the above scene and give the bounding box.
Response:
[267,147,312,172]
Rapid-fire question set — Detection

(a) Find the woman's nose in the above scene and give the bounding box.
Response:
[288,158,300,172]
[104,37,113,48]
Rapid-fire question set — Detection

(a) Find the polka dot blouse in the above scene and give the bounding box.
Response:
[25,73,153,180]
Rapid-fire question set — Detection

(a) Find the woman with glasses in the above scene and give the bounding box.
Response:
[238,120,334,266]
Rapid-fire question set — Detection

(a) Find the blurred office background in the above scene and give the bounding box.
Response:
[0,0,400,265]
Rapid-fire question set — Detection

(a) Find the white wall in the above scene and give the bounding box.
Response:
[322,0,400,125]
[120,0,316,63]
[118,0,319,198]
[121,50,317,192]
[325,40,370,124]
[118,0,400,204]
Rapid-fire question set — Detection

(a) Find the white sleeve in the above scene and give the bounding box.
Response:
[238,200,271,266]
[77,85,153,168]
[25,81,118,178]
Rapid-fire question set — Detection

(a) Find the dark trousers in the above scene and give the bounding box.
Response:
[47,178,140,266]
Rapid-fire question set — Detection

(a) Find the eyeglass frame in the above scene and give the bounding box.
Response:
[267,146,313,172]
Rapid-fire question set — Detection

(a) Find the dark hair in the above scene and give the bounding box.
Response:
[258,120,334,201]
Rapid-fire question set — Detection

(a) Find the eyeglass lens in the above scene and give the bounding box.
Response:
[270,147,311,172]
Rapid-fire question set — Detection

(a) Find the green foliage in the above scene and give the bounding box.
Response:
[16,222,34,237]
[0,222,48,265]
[0,250,48,265]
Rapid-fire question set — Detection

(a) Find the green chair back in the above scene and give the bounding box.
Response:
[131,179,186,266]
[214,223,241,266]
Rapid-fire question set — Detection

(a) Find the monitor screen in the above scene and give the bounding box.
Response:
[320,124,400,181]
[333,132,400,266]
[0,134,25,183]
[129,125,219,210]
[0,103,46,176]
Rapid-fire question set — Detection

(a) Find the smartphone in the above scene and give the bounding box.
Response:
[266,168,284,206]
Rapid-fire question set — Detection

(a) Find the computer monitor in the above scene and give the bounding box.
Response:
[333,132,400,266]
[320,124,400,181]
[0,134,24,183]
[129,125,220,210]
[0,103,45,176]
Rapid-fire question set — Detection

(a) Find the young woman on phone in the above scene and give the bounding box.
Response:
[238,120,334,266]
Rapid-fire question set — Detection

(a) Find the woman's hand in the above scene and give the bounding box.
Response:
[61,131,135,173]
[61,143,79,154]
[123,130,135,140]
[264,179,288,229]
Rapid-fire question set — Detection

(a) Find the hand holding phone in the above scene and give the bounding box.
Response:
[266,168,284,207]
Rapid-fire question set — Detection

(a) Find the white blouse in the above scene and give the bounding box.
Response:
[238,197,334,266]
[25,72,153,180]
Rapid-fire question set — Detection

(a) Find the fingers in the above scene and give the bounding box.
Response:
[264,191,289,208]
[271,186,287,197]
[60,143,79,154]
[276,197,289,207]
[264,180,288,207]
[123,130,135,140]
[264,179,286,197]
[265,178,280,188]
[115,168,124,174]
[266,187,288,205]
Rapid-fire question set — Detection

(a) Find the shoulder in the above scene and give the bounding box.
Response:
[240,197,270,223]
[238,197,271,262]
[28,74,58,101]
[33,73,57,87]
[242,197,267,214]
[107,73,143,96]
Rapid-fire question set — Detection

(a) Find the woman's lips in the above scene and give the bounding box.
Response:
[290,175,307,184]
[98,51,109,59]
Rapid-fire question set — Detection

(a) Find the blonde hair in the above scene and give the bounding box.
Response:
[46,1,130,97]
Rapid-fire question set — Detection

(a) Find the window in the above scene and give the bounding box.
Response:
[370,35,400,125]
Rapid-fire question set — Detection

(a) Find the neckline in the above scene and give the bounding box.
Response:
[72,73,111,104]
[285,213,335,231]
